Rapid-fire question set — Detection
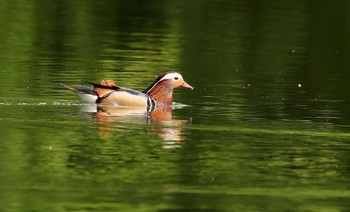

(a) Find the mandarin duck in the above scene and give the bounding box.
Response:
[64,72,193,109]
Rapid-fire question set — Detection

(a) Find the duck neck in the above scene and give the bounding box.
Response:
[146,81,174,106]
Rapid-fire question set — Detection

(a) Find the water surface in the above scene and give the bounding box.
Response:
[1,0,350,211]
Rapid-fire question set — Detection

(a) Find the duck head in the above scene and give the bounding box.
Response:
[144,72,193,106]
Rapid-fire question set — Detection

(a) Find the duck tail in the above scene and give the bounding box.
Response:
[62,83,98,103]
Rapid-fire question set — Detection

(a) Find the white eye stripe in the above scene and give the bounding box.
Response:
[145,72,183,94]
[160,73,182,81]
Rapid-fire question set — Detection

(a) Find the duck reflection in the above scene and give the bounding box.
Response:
[148,107,190,148]
[81,104,190,147]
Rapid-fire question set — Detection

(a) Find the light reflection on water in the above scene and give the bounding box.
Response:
[87,104,191,147]
[1,0,350,211]
[0,101,192,148]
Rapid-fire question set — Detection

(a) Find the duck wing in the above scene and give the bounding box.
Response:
[86,81,123,98]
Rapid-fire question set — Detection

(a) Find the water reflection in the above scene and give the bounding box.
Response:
[148,107,190,148]
[82,104,190,147]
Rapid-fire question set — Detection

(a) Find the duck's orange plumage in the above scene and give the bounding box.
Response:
[64,72,193,108]
[93,80,118,98]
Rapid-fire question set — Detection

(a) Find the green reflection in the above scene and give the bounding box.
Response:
[1,0,350,211]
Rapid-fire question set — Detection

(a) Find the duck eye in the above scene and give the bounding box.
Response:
[174,77,179,80]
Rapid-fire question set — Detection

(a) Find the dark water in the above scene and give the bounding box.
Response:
[1,0,350,211]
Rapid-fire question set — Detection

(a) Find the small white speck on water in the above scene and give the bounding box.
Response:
[49,146,52,150]
[298,84,302,88]
[242,86,246,89]
[235,69,239,72]
[291,50,295,53]
[247,83,251,87]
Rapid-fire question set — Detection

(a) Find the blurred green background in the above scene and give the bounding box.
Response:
[1,0,350,211]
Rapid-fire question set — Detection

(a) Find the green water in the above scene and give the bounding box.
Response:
[1,0,350,211]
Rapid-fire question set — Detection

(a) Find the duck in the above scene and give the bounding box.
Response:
[63,71,193,109]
